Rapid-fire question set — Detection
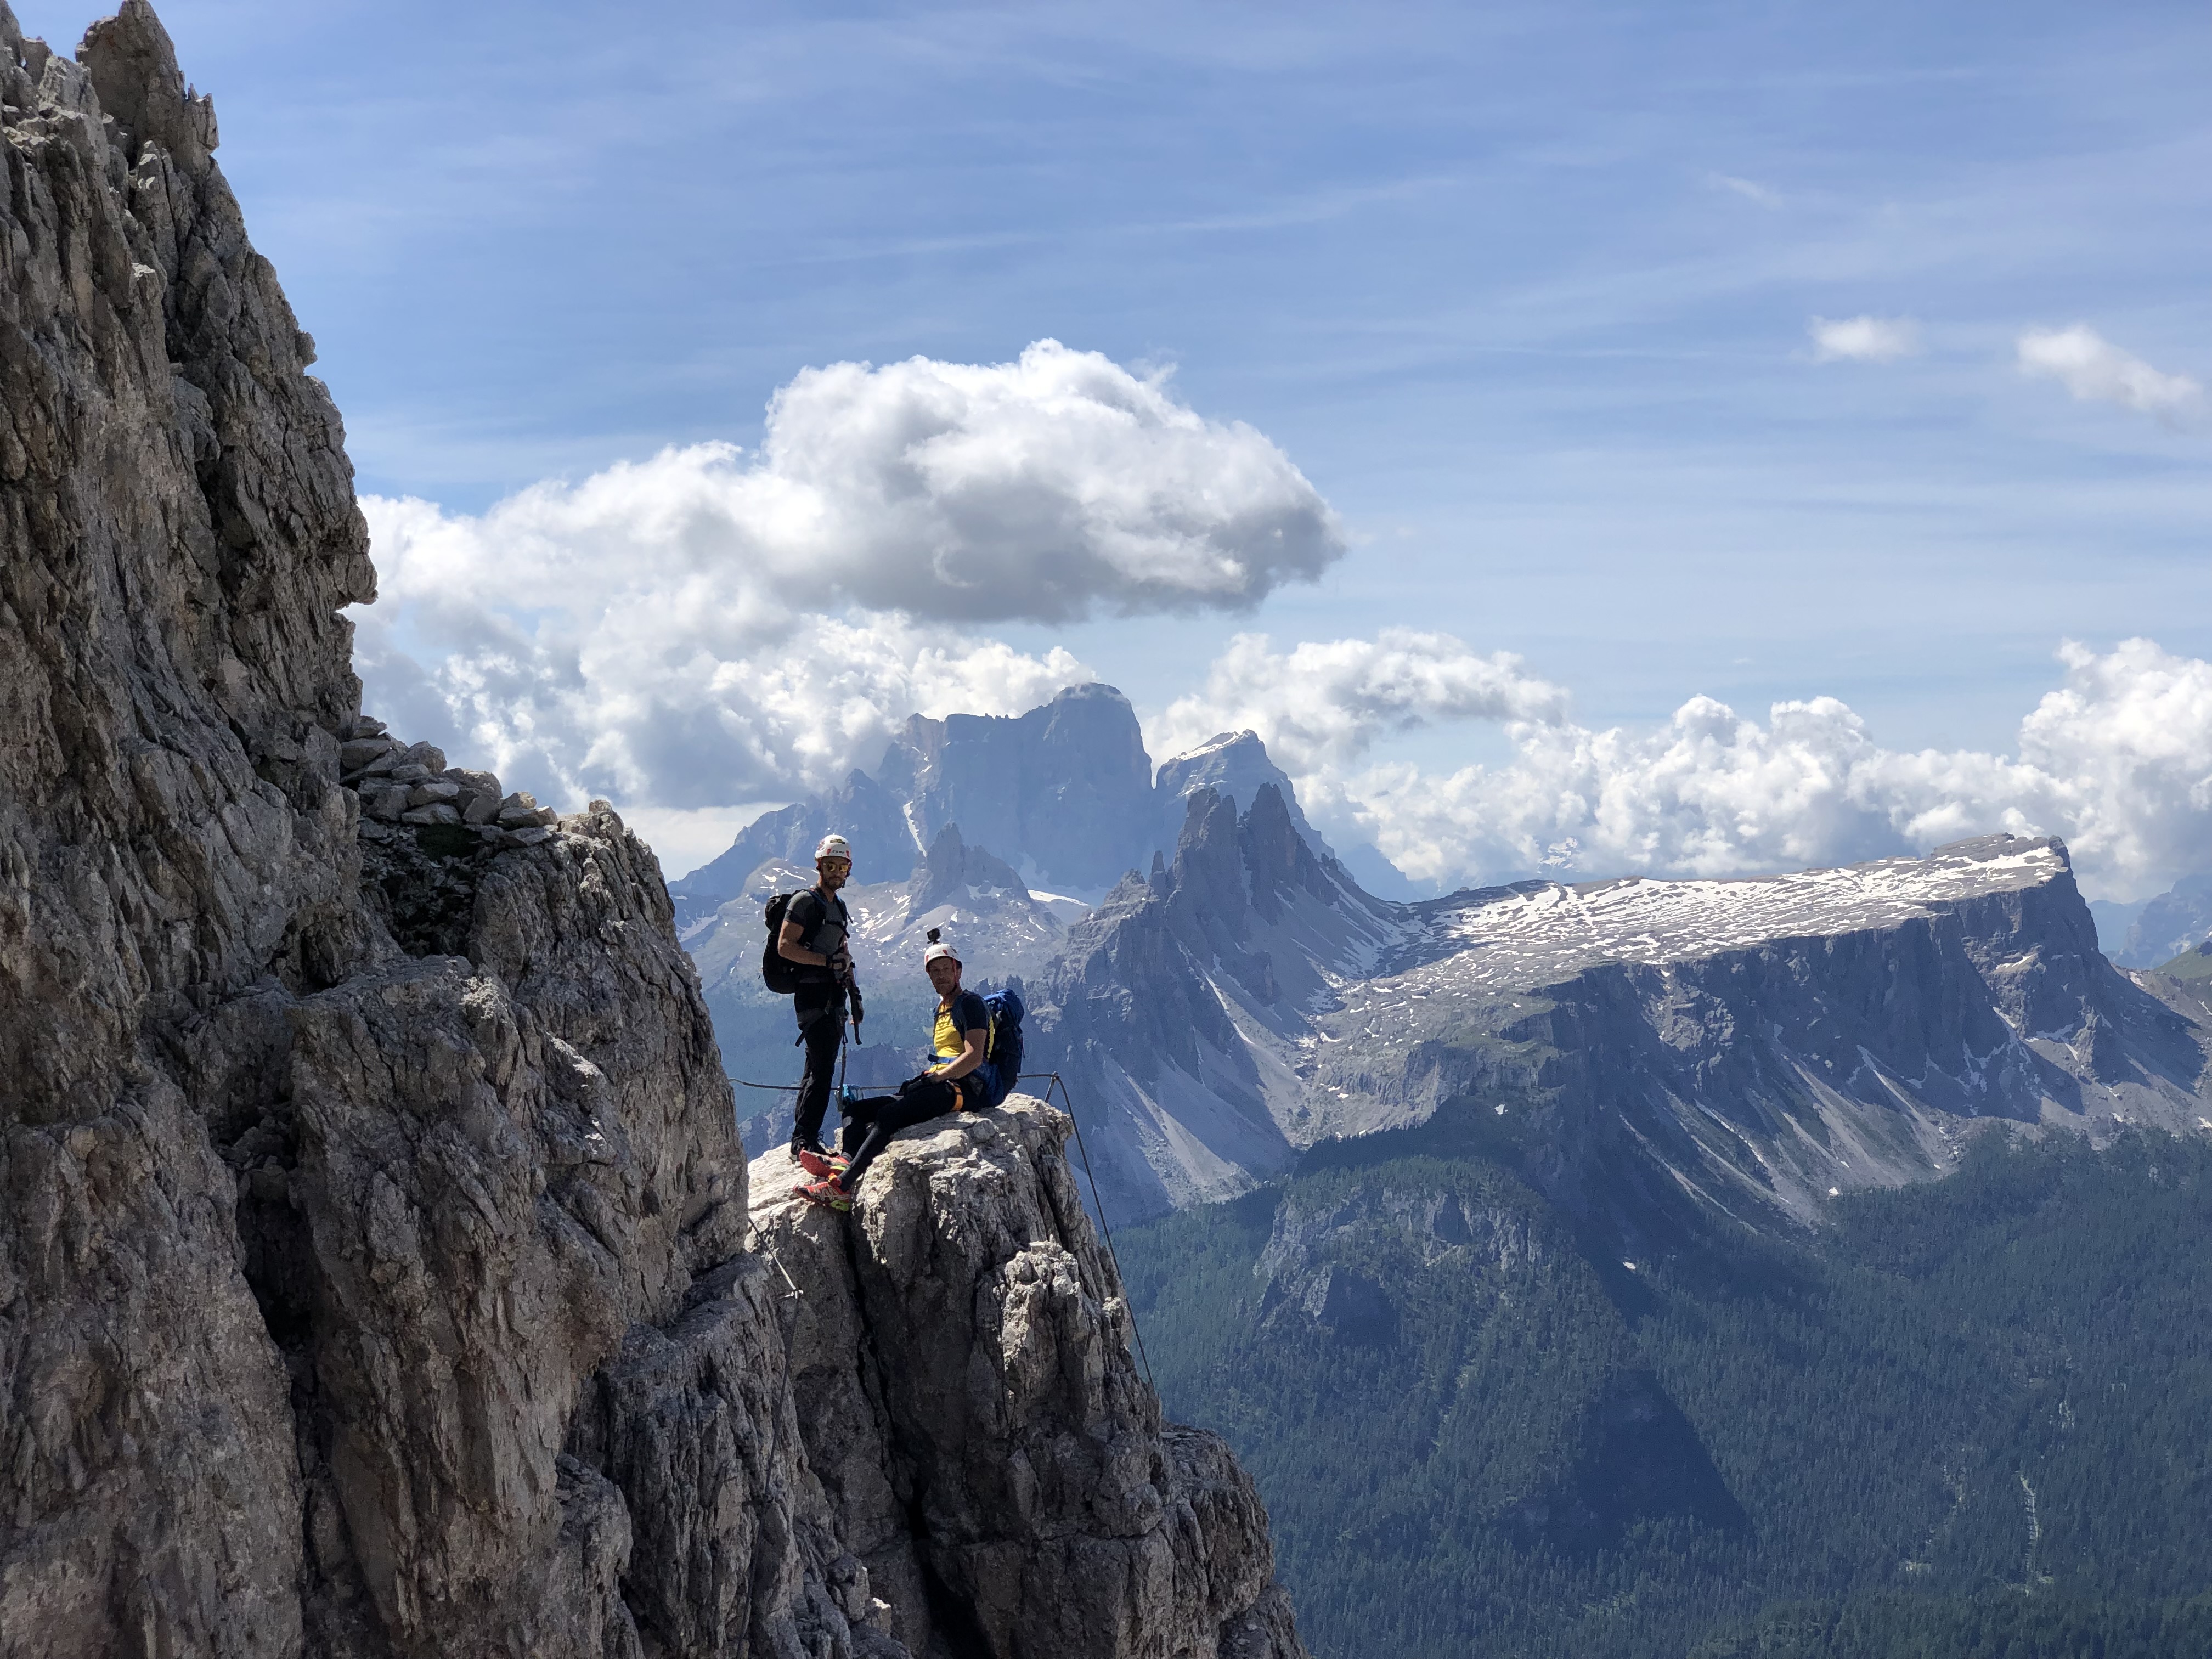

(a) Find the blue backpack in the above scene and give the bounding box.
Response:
[978,987,1025,1107]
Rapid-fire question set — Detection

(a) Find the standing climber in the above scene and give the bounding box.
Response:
[797,937,989,1211]
[783,834,861,1178]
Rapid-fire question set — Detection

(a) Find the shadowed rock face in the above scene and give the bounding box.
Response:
[1308,834,2212,1233]
[671,685,1161,925]
[0,7,1308,1656]
[1026,786,1408,1222]
[898,682,1160,894]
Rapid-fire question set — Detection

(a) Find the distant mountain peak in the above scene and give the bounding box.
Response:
[1160,727,1264,766]
[671,681,1433,947]
[1154,728,1335,862]
[909,820,1035,919]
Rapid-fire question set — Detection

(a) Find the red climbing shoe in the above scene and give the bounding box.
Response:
[794,1146,850,1180]
[797,1176,853,1212]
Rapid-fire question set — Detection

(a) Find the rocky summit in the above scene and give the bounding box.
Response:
[750,1099,1304,1659]
[668,690,1410,933]
[0,6,1307,1655]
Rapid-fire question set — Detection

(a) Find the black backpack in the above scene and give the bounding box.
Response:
[765,898,832,1000]
[761,888,849,995]
[761,892,800,994]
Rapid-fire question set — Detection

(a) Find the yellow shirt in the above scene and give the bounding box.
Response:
[933,991,988,1065]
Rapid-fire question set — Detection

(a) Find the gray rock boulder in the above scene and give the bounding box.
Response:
[752,1098,1308,1659]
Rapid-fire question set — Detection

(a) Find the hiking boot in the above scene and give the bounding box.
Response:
[796,1175,852,1212]
[794,1146,850,1181]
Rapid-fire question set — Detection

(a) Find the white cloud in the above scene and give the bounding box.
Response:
[614,804,791,880]
[1150,629,1569,774]
[354,340,1342,808]
[355,563,1093,809]
[1708,172,1782,208]
[2017,325,2203,422]
[2010,639,2212,881]
[1161,634,2212,900]
[1808,315,1921,363]
[1338,699,2045,888]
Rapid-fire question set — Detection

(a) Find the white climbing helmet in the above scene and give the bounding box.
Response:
[814,833,851,863]
[923,940,961,968]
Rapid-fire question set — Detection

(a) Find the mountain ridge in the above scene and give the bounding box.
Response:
[668,684,1413,928]
[1023,798,2212,1230]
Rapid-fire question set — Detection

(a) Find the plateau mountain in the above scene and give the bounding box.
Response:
[1006,774,2212,1224]
[1076,818,2212,1656]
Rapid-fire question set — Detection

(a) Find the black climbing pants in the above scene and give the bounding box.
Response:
[837,1075,977,1189]
[790,996,847,1154]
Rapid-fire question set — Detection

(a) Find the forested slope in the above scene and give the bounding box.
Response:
[1116,1129,2212,1659]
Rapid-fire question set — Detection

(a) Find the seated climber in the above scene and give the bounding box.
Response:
[797,938,990,1211]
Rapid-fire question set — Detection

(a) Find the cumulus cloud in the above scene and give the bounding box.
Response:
[354,578,1091,810]
[1808,315,1920,363]
[1150,629,1570,774]
[1160,634,2212,899]
[2017,325,2203,423]
[2011,639,2212,881]
[355,340,1343,808]
[1336,698,2045,888]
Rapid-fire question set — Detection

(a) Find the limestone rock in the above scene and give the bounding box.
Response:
[752,1099,1308,1659]
[1,6,1305,1656]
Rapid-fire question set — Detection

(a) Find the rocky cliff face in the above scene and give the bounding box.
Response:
[1031,794,2212,1231]
[667,692,1397,932]
[1027,787,1407,1221]
[751,1101,1302,1659]
[1314,834,2212,1232]
[889,685,1161,895]
[0,8,1307,1655]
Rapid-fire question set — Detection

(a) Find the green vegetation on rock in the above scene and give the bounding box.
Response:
[1116,1127,2212,1659]
[2152,941,2212,981]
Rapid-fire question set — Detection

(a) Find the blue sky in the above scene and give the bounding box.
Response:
[20,0,2208,888]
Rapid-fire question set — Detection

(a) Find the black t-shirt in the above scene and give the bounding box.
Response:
[932,990,989,1064]
[786,889,849,990]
